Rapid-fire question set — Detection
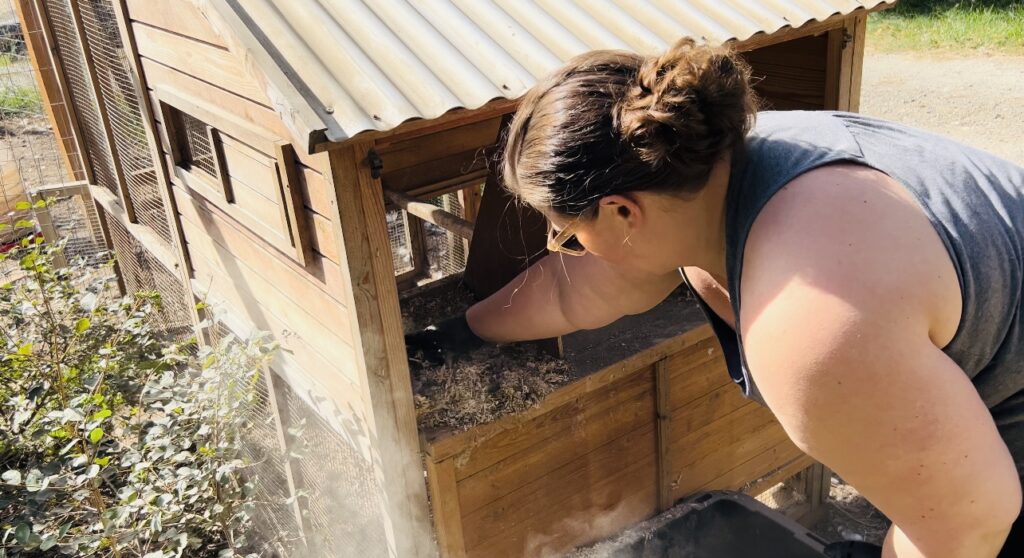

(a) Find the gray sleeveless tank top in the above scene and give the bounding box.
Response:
[686,111,1024,474]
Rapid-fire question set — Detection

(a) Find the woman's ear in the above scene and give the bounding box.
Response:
[598,194,643,226]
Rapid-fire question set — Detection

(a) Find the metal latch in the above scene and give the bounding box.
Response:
[367,149,383,179]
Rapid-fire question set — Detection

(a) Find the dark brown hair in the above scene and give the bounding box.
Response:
[502,38,757,216]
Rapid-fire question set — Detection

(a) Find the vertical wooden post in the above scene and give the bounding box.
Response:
[832,13,868,112]
[15,0,86,181]
[327,142,433,558]
[846,13,868,113]
[109,0,203,338]
[90,199,125,294]
[64,0,136,222]
[425,458,467,558]
[654,358,673,512]
[29,195,67,268]
[458,184,482,224]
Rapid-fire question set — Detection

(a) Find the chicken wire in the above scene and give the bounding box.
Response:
[178,110,218,178]
[77,0,172,245]
[40,0,119,197]
[387,208,414,275]
[2,0,94,276]
[281,381,390,557]
[390,188,471,288]
[41,188,105,263]
[103,209,194,344]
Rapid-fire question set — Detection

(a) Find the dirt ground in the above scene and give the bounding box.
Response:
[860,50,1024,166]
[805,49,1024,547]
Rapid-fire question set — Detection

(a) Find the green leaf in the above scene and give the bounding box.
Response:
[15,201,31,211]
[91,409,111,421]
[2,470,21,484]
[39,534,57,551]
[79,292,98,312]
[33,199,46,209]
[14,220,34,229]
[75,317,91,333]
[16,343,32,356]
[94,456,110,467]
[0,222,8,230]
[14,523,30,545]
[88,427,104,444]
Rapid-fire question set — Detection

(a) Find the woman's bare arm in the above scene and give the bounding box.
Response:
[466,252,681,343]
[741,166,1021,557]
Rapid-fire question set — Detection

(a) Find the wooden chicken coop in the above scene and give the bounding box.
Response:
[19,0,893,556]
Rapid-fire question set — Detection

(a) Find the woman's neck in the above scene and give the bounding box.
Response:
[681,154,732,284]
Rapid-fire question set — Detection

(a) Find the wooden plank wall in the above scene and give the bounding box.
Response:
[742,32,830,111]
[423,328,811,558]
[123,0,365,424]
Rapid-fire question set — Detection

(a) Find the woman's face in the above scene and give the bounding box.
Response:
[544,191,694,276]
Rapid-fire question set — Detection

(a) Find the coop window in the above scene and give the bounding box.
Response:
[162,104,231,201]
[390,185,476,289]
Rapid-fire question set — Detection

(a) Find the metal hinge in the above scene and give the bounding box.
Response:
[367,149,383,179]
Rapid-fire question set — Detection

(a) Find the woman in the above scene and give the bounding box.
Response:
[408,39,1023,557]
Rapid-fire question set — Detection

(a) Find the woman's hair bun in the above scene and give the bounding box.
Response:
[615,38,757,172]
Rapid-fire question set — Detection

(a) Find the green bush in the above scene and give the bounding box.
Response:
[0,213,276,557]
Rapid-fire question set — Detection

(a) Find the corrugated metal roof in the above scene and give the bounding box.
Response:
[216,0,892,144]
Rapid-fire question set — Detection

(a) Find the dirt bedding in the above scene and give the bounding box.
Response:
[402,278,574,434]
[401,277,703,435]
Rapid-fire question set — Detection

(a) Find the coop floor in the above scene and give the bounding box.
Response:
[401,275,707,436]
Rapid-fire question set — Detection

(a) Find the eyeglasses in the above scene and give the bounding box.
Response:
[547,219,587,256]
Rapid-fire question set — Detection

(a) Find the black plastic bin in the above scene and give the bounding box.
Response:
[572,492,829,557]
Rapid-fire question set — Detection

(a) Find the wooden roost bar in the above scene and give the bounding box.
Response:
[26,0,892,556]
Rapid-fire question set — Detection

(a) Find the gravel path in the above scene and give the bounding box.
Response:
[860,50,1024,166]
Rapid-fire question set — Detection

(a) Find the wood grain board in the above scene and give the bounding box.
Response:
[423,326,808,557]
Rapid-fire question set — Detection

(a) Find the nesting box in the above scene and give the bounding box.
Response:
[22,0,893,556]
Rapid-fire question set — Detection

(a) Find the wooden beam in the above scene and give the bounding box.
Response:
[425,458,468,558]
[383,188,474,241]
[90,196,125,294]
[655,358,672,512]
[327,142,433,558]
[844,13,869,113]
[275,142,314,267]
[30,0,94,185]
[111,0,203,341]
[90,184,179,275]
[824,22,845,110]
[65,0,136,222]
[15,0,84,181]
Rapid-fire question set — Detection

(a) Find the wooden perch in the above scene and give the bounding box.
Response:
[383,188,474,241]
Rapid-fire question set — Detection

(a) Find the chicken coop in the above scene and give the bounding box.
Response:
[18,0,893,556]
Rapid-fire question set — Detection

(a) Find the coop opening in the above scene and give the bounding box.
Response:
[377,122,706,439]
[160,104,231,201]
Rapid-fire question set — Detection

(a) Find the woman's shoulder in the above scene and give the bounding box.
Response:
[740,162,962,348]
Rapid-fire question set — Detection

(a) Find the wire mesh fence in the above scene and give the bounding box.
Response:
[78,0,172,244]
[390,186,475,289]
[40,0,119,196]
[2,0,94,276]
[103,209,194,344]
[281,381,390,558]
